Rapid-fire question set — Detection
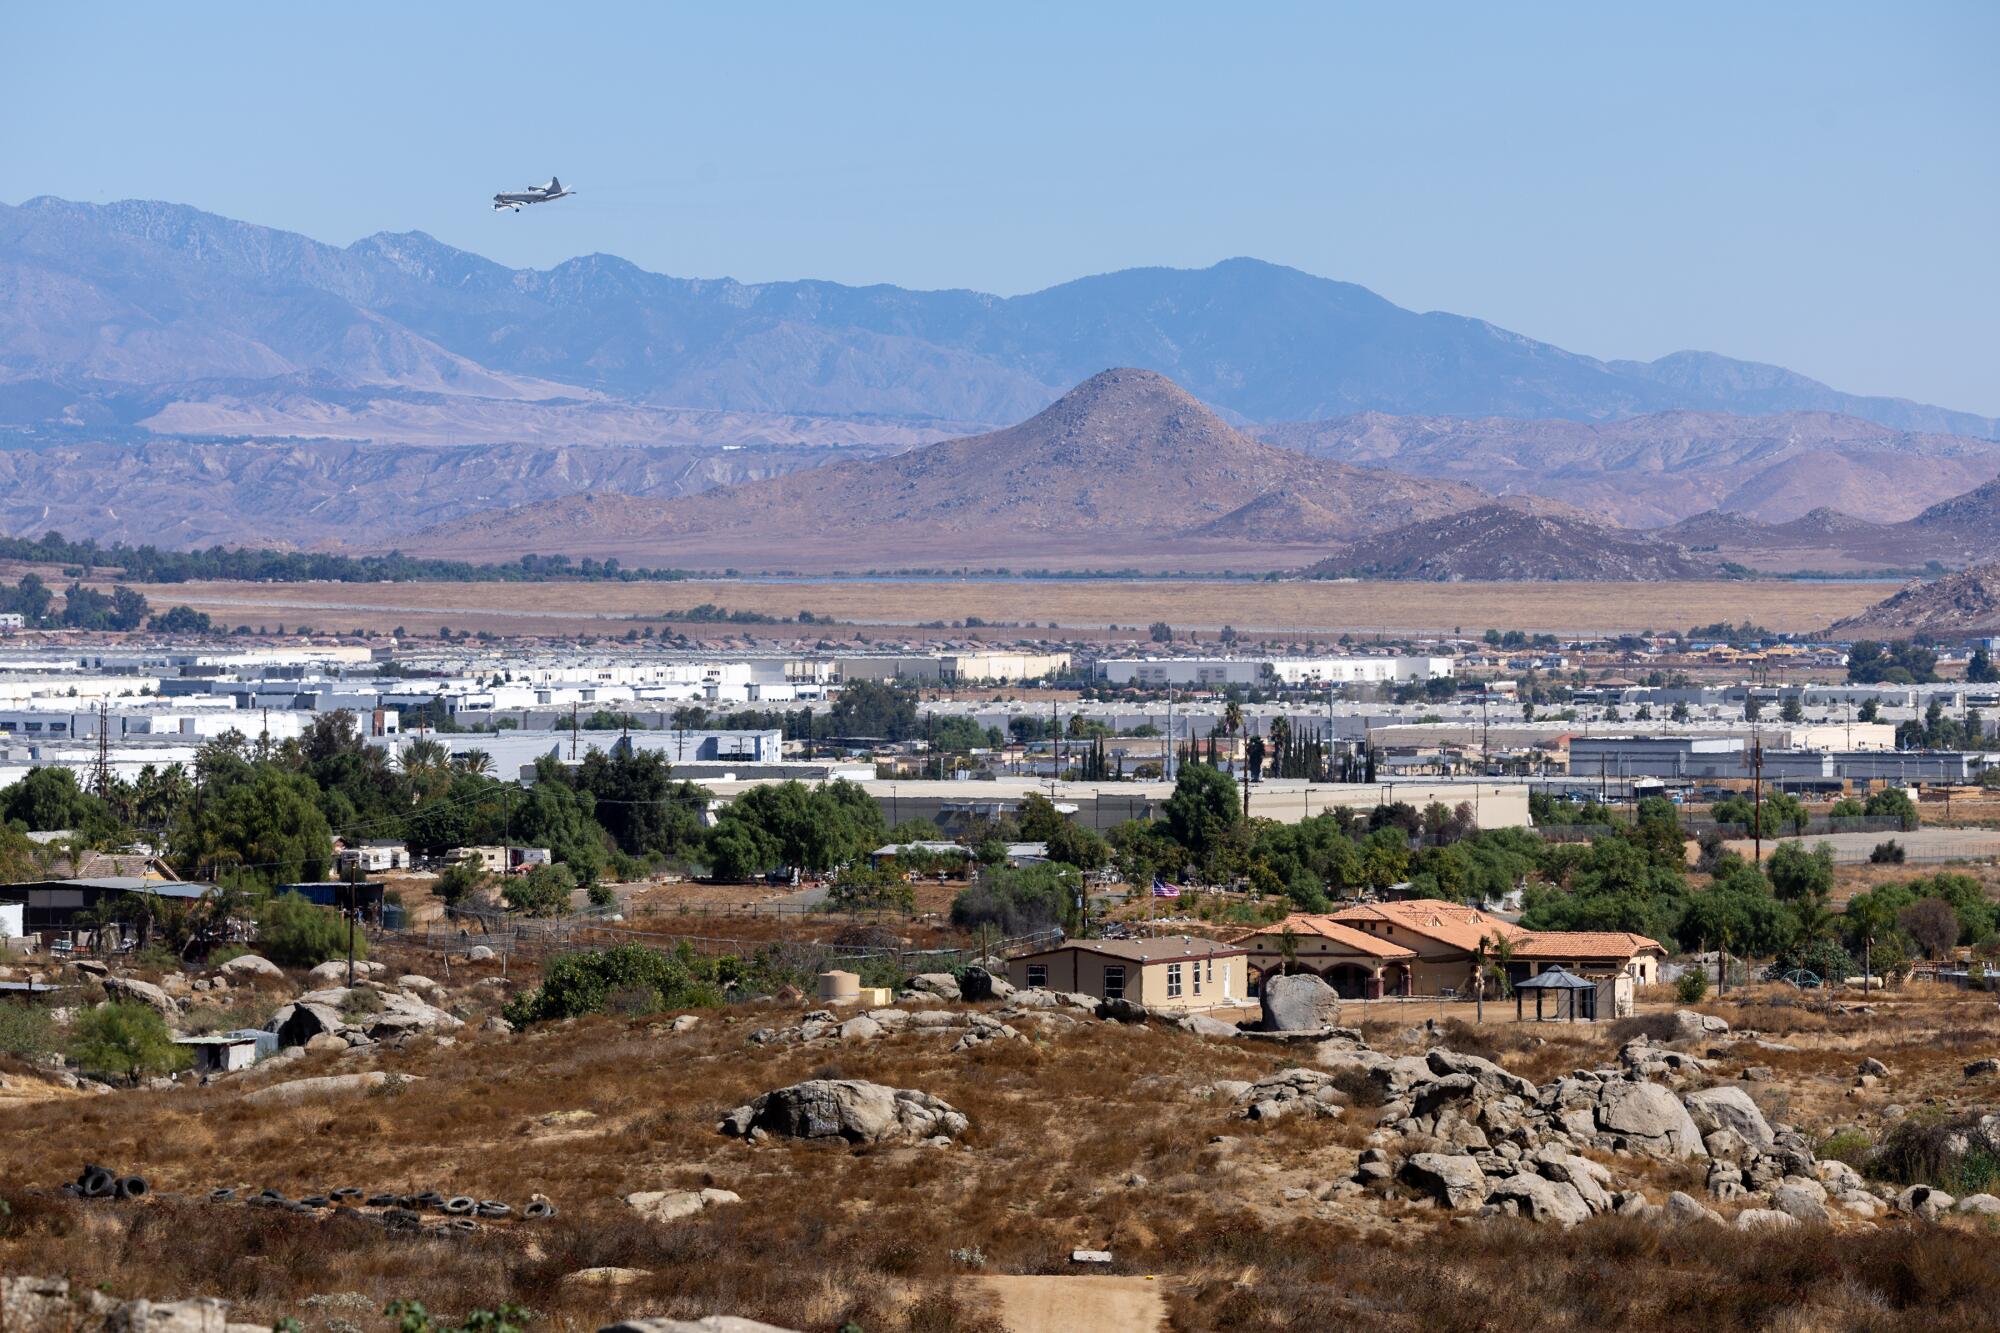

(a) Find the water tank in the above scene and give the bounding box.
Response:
[816,969,860,1003]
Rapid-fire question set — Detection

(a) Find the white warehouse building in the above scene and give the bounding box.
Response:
[1099,657,1452,688]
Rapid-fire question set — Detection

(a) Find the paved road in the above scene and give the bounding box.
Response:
[976,1275,1167,1333]
[1726,828,2000,864]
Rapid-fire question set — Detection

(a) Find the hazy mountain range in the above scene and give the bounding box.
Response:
[5,194,1999,560]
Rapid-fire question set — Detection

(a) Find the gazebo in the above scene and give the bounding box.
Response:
[1515,966,1598,1022]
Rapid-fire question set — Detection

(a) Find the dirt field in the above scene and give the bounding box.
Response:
[125,577,1894,639]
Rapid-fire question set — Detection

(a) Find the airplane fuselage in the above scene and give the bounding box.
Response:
[492,180,574,211]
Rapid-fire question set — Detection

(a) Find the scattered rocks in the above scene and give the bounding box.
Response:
[239,1072,416,1106]
[718,1079,968,1145]
[1236,1069,1346,1122]
[957,966,1014,1002]
[1672,1009,1730,1042]
[217,955,282,979]
[1769,1179,1831,1224]
[1594,1080,1705,1159]
[1735,1208,1800,1231]
[1485,1172,1592,1226]
[1898,1185,1955,1221]
[1664,1190,1722,1226]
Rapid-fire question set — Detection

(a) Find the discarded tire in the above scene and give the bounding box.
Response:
[443,1196,475,1216]
[366,1193,397,1207]
[475,1200,511,1218]
[80,1170,116,1199]
[300,1195,329,1208]
[257,1188,287,1203]
[449,1217,478,1232]
[209,1189,236,1203]
[396,1194,419,1209]
[523,1201,556,1220]
[115,1176,149,1200]
[331,1187,363,1202]
[382,1208,422,1231]
[416,1191,445,1209]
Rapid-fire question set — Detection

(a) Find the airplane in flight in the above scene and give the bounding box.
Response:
[492,176,576,211]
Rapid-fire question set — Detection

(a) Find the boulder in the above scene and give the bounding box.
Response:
[1595,1080,1705,1158]
[1399,1153,1488,1209]
[1735,1208,1799,1231]
[626,1188,741,1224]
[561,1268,653,1290]
[906,973,962,1001]
[1682,1086,1775,1153]
[1177,1013,1241,1039]
[957,967,1014,1002]
[396,974,441,993]
[1857,1057,1889,1079]
[267,1001,346,1048]
[1769,1181,1830,1224]
[465,945,497,963]
[718,1079,968,1144]
[1260,973,1341,1032]
[1485,1172,1591,1226]
[1664,1190,1722,1226]
[103,1296,237,1330]
[239,1071,415,1105]
[1096,997,1150,1024]
[1964,1058,1999,1079]
[671,1014,701,1033]
[103,976,180,1017]
[1672,1009,1729,1042]
[305,960,383,984]
[1427,1048,1536,1098]
[1953,1193,2000,1216]
[838,1015,883,1042]
[596,1312,800,1320]
[217,955,282,979]
[1898,1185,1955,1220]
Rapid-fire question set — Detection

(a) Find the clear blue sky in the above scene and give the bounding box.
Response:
[5,2,1996,413]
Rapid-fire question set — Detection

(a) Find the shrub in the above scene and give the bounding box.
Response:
[502,942,724,1026]
[1870,839,1907,865]
[586,881,617,909]
[0,1003,56,1059]
[1675,969,1709,1004]
[257,892,363,968]
[433,857,488,907]
[1870,1113,2000,1195]
[1818,1129,1874,1169]
[68,1002,190,1084]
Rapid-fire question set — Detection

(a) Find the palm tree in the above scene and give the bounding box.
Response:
[1269,716,1292,778]
[454,749,494,777]
[1221,701,1243,772]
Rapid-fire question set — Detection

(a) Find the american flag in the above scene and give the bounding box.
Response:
[1151,878,1183,899]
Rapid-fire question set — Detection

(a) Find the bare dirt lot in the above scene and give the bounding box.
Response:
[126,577,1894,639]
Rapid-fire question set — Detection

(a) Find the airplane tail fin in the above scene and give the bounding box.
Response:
[546,176,562,194]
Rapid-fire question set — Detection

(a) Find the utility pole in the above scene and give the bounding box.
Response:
[570,701,579,761]
[91,700,113,799]
[345,855,358,987]
[1751,734,1765,864]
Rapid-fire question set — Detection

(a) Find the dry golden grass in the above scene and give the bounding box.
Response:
[120,577,1893,638]
[7,980,2000,1330]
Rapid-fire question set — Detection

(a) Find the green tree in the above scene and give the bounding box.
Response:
[1779,694,1804,723]
[950,863,1077,935]
[1968,648,1999,685]
[1670,700,1690,723]
[433,856,489,907]
[1766,840,1835,906]
[1864,787,1920,831]
[1899,898,1959,960]
[828,681,919,740]
[0,766,113,836]
[1858,698,1881,723]
[69,1003,191,1085]
[504,863,578,917]
[257,891,364,967]
[562,745,708,860]
[1162,763,1239,869]
[504,942,724,1026]
[174,764,333,887]
[704,779,886,878]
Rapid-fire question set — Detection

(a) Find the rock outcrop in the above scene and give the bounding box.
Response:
[718,1080,968,1145]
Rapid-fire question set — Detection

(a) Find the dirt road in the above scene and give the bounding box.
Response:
[976,1275,1168,1333]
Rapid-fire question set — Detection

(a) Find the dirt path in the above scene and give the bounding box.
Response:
[976,1275,1168,1333]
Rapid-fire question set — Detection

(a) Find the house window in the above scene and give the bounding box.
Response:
[1166,963,1183,998]
[1207,958,1215,983]
[1026,963,1047,989]
[1103,965,1126,1000]
[1192,962,1202,995]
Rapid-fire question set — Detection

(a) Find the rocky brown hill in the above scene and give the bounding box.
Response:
[1304,506,1720,582]
[1657,474,2000,575]
[393,369,1493,570]
[1263,410,2000,527]
[1826,564,2000,638]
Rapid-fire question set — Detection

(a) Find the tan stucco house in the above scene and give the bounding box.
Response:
[1007,937,1246,1011]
